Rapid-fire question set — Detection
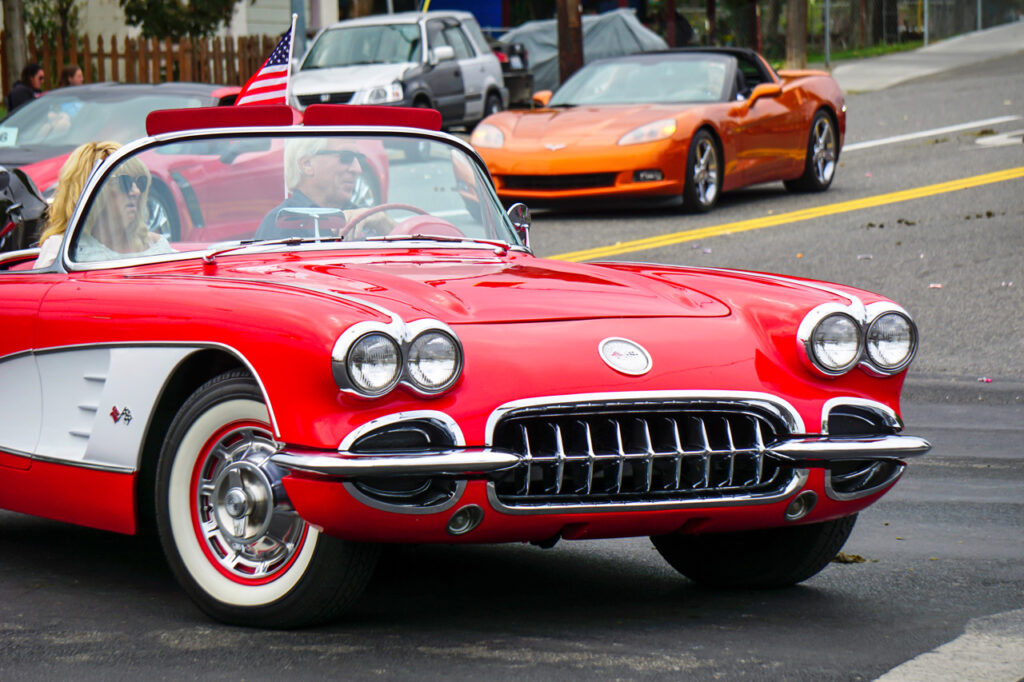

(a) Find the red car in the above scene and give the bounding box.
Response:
[0,104,927,628]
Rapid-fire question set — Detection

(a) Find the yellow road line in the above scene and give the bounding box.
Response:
[550,166,1024,262]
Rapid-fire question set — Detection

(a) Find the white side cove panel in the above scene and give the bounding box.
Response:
[36,347,195,471]
[0,354,43,455]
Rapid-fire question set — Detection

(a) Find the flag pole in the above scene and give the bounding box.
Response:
[285,13,298,106]
[282,13,298,199]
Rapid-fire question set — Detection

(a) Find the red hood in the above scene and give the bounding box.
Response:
[171,249,732,324]
[16,154,68,193]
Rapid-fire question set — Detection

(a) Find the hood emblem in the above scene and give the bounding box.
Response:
[320,93,331,102]
[544,142,566,151]
[599,338,652,376]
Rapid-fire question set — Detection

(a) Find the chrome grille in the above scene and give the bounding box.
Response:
[491,401,793,505]
[297,92,353,106]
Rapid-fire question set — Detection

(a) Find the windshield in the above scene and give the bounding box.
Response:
[0,93,205,149]
[67,132,521,265]
[549,54,734,106]
[302,24,422,68]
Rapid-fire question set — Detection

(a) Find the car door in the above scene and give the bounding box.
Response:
[424,19,466,125]
[727,57,804,185]
[444,20,486,122]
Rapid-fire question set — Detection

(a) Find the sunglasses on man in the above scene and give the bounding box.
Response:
[115,174,149,194]
[314,150,360,165]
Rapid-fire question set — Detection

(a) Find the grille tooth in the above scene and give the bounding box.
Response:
[553,423,566,494]
[492,401,793,506]
[518,424,532,496]
[582,420,596,495]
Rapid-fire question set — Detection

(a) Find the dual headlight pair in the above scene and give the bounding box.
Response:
[799,302,918,377]
[332,319,463,398]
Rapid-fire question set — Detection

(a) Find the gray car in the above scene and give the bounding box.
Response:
[291,11,507,129]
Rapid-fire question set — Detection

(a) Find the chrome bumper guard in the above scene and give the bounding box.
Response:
[271,448,520,477]
[768,434,931,463]
[270,435,929,479]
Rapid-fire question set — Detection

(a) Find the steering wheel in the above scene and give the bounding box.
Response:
[341,203,429,237]
[342,203,465,240]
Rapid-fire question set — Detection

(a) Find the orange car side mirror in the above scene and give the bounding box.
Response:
[749,83,782,105]
[532,90,553,108]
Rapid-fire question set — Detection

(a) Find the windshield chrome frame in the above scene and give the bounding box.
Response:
[59,124,525,273]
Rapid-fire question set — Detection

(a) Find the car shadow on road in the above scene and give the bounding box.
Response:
[0,511,871,632]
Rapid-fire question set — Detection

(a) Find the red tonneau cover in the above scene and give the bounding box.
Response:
[146,104,441,136]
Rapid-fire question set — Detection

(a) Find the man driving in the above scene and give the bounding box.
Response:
[256,137,389,240]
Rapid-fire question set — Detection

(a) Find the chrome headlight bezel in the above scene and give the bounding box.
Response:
[406,330,463,394]
[344,331,402,397]
[332,319,463,398]
[863,306,918,375]
[798,302,918,378]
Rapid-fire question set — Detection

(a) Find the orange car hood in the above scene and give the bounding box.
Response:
[499,105,700,146]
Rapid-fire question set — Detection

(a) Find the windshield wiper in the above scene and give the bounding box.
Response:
[202,236,344,263]
[365,233,510,253]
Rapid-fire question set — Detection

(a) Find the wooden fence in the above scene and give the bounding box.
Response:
[2,31,277,97]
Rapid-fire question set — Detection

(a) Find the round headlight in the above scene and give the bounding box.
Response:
[866,312,916,371]
[406,331,461,392]
[810,314,862,373]
[347,333,401,395]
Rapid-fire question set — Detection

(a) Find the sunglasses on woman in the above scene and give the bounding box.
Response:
[116,174,149,194]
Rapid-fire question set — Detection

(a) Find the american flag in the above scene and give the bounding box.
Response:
[236,15,296,106]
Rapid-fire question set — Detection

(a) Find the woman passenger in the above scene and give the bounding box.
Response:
[33,141,171,267]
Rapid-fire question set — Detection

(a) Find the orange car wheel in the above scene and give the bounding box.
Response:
[785,110,838,193]
[682,129,721,213]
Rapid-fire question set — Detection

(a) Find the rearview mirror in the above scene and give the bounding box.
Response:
[507,202,531,250]
[430,45,456,65]
[276,207,347,240]
[532,90,552,108]
[749,83,782,104]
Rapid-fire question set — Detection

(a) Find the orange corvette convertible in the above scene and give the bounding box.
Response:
[471,48,845,212]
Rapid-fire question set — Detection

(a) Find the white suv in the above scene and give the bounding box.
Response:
[291,11,507,129]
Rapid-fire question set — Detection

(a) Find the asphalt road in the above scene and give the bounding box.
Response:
[1,48,1022,682]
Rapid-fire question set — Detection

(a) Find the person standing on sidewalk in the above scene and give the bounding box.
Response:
[4,63,45,112]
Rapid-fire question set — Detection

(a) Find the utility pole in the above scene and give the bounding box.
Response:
[2,0,28,98]
[556,0,583,87]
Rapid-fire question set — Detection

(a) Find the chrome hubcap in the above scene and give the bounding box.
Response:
[195,426,305,580]
[812,118,836,184]
[693,139,719,206]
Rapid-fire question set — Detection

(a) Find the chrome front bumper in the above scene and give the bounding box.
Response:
[270,434,930,478]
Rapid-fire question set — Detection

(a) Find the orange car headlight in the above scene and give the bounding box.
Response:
[471,123,504,148]
[618,119,677,146]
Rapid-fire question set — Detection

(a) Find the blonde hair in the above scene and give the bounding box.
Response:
[39,141,121,244]
[283,137,328,192]
[81,155,153,252]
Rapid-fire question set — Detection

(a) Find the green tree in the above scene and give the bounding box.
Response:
[24,0,80,51]
[119,0,251,40]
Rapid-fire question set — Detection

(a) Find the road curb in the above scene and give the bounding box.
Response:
[902,373,1024,406]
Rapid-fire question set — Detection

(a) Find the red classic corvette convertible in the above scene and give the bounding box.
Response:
[471,48,845,211]
[0,104,927,628]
